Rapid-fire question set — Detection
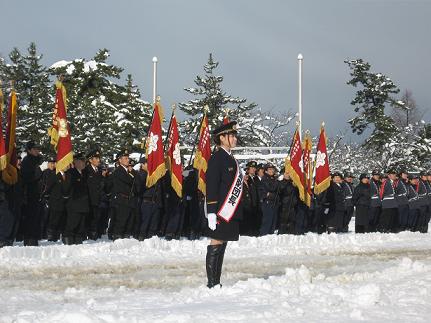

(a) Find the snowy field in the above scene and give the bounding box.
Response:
[1,223,431,322]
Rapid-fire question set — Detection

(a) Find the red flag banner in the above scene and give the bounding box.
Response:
[48,80,67,149]
[166,113,183,198]
[55,81,73,173]
[286,127,305,203]
[0,87,7,171]
[314,124,331,194]
[193,113,211,195]
[146,102,166,188]
[303,132,313,207]
[2,89,18,184]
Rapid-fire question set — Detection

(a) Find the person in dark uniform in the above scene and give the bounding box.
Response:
[239,161,259,236]
[325,172,345,233]
[182,165,200,239]
[126,158,141,238]
[110,149,136,240]
[63,152,89,245]
[6,154,24,244]
[137,157,163,240]
[40,155,56,239]
[205,121,243,288]
[379,169,398,233]
[20,141,44,246]
[258,163,280,236]
[0,176,14,248]
[85,149,105,240]
[278,171,299,234]
[417,171,430,233]
[395,169,410,232]
[407,174,421,231]
[369,170,382,232]
[45,158,69,242]
[352,173,371,233]
[342,172,355,232]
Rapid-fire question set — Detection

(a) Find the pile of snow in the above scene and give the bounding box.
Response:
[1,231,431,322]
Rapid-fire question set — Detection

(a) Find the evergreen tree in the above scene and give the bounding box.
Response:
[114,74,152,152]
[345,59,402,150]
[50,49,127,157]
[179,53,259,145]
[0,43,52,151]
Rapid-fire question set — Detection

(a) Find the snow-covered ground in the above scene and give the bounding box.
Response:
[1,225,431,322]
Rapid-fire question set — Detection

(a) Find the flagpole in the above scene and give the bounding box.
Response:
[152,56,158,104]
[163,104,176,153]
[298,53,303,138]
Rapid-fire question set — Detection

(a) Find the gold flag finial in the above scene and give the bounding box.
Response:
[203,105,209,113]
[156,95,161,103]
[171,103,176,112]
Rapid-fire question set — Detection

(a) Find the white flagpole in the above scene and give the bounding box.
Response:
[152,56,158,104]
[298,53,303,138]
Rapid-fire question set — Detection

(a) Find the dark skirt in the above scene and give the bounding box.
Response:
[355,205,370,226]
[206,218,240,241]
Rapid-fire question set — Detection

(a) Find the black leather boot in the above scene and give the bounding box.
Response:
[62,236,74,245]
[216,242,227,285]
[24,239,39,246]
[206,244,224,288]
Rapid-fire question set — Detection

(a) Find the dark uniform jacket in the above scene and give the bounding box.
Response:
[327,182,346,213]
[206,147,242,220]
[370,179,381,207]
[46,171,69,212]
[407,183,421,210]
[380,179,397,209]
[85,164,104,207]
[111,165,135,207]
[65,168,89,213]
[21,154,43,206]
[258,174,279,205]
[417,179,428,207]
[395,179,409,206]
[353,182,371,208]
[342,181,354,207]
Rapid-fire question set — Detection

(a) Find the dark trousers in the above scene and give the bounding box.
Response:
[165,202,185,237]
[0,201,14,242]
[99,206,110,236]
[47,209,65,237]
[355,224,367,233]
[378,208,397,233]
[63,211,87,238]
[110,205,132,237]
[22,202,43,241]
[343,206,354,232]
[259,202,277,236]
[369,206,381,232]
[89,206,101,235]
[139,201,160,238]
[408,208,419,230]
[397,204,409,231]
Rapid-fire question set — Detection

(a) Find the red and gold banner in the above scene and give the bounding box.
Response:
[48,80,67,149]
[303,132,313,207]
[166,113,183,198]
[55,81,73,173]
[0,87,7,171]
[2,89,18,184]
[193,113,211,195]
[286,127,305,203]
[146,102,166,188]
[314,124,331,195]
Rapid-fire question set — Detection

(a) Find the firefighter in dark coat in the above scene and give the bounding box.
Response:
[45,159,68,242]
[85,149,105,240]
[342,172,355,232]
[352,173,371,233]
[407,174,421,231]
[417,171,430,233]
[63,153,89,245]
[40,156,56,239]
[137,157,163,240]
[110,149,137,240]
[239,161,259,236]
[20,141,44,246]
[369,170,382,232]
[379,169,398,233]
[325,172,345,233]
[278,172,299,234]
[205,121,243,288]
[395,169,410,232]
[258,163,280,236]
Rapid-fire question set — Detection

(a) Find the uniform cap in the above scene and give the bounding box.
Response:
[246,160,257,168]
[116,148,129,160]
[26,140,41,151]
[86,149,101,159]
[212,121,238,136]
[73,152,85,160]
[359,173,370,180]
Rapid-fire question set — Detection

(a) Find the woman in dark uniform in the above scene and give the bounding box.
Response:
[205,121,243,288]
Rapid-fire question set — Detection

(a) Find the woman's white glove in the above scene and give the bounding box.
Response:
[324,208,329,215]
[208,213,217,231]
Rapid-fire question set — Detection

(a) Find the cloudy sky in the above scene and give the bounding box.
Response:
[2,0,430,140]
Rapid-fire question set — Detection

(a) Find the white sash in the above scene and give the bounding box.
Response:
[217,158,244,222]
